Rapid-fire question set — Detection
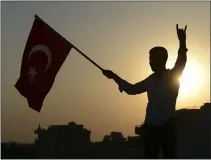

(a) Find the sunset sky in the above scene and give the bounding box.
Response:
[1,1,210,143]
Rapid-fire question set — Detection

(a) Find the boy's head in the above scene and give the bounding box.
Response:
[149,46,168,73]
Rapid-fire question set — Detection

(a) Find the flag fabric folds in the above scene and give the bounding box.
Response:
[15,16,72,112]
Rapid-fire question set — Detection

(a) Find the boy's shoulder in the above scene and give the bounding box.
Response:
[145,69,174,81]
[143,73,155,83]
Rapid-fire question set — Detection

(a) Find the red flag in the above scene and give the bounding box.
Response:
[15,15,72,112]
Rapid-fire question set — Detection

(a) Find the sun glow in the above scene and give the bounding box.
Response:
[178,66,204,98]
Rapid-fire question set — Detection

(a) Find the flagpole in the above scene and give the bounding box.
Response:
[34,14,104,71]
[72,46,104,71]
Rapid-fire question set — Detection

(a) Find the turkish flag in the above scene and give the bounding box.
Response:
[15,15,72,112]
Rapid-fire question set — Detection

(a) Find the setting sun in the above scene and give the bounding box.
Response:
[178,66,204,97]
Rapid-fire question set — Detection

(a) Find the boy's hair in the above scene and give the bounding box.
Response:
[149,46,168,64]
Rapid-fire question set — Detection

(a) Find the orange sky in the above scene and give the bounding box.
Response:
[1,1,210,143]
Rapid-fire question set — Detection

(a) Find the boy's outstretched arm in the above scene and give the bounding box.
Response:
[172,24,188,76]
[102,69,146,95]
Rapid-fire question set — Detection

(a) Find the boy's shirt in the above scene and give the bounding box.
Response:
[120,69,181,126]
[143,69,180,126]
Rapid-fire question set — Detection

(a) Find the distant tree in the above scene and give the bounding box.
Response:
[103,135,111,142]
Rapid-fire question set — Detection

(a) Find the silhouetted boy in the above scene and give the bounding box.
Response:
[102,24,188,158]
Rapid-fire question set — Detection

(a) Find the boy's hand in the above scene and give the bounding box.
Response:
[102,69,115,79]
[176,24,187,42]
[118,85,124,93]
[102,69,124,93]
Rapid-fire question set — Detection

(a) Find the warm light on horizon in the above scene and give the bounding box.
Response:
[1,2,209,143]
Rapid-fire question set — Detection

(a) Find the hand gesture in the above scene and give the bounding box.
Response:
[176,24,187,42]
[102,69,115,79]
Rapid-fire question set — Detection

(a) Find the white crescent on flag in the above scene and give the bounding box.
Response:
[29,44,52,71]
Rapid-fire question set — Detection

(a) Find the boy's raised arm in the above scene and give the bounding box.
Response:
[172,24,188,76]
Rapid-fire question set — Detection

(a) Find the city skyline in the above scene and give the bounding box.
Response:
[2,1,210,143]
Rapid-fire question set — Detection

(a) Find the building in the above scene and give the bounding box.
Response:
[34,122,91,158]
[175,103,210,158]
[134,103,211,158]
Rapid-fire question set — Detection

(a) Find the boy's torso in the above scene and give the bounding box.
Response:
[144,69,180,126]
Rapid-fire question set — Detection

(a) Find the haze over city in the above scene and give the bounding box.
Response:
[1,1,210,143]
